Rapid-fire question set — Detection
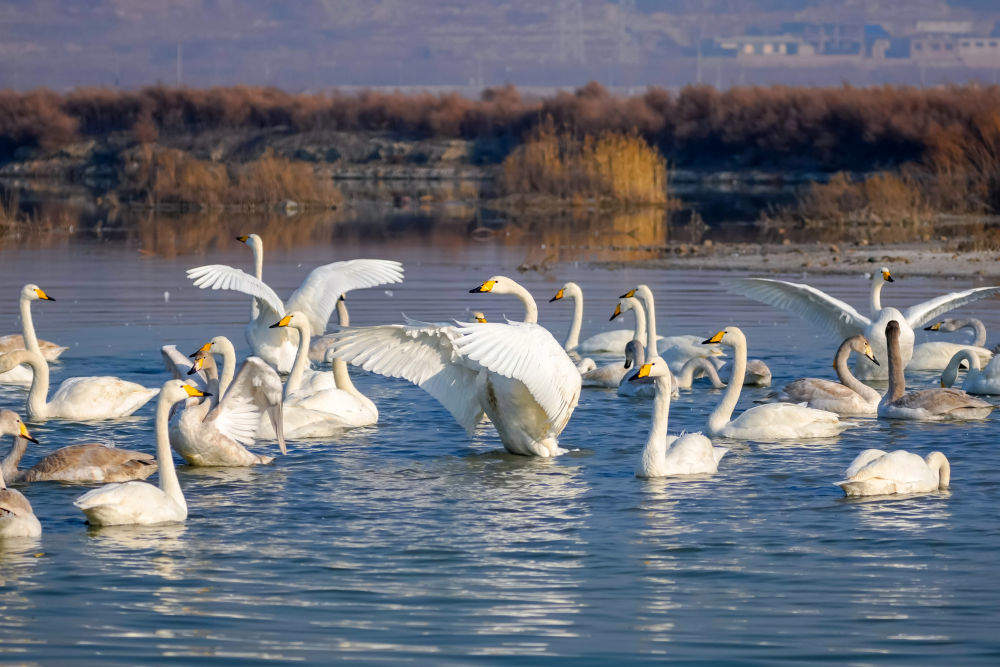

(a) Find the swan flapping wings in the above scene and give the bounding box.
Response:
[207,356,286,451]
[728,278,870,338]
[902,286,1000,328]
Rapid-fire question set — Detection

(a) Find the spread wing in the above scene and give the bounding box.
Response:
[286,259,404,335]
[323,323,485,432]
[904,286,1000,328]
[210,357,285,450]
[451,320,582,428]
[727,278,870,340]
[186,265,285,322]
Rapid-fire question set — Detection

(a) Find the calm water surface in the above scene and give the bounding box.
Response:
[1,234,999,663]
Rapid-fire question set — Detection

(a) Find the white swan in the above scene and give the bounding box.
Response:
[766,335,882,416]
[1,409,156,483]
[629,360,727,478]
[73,380,206,526]
[702,327,847,440]
[617,337,680,398]
[0,454,41,538]
[940,349,1000,395]
[190,240,404,372]
[258,311,379,438]
[0,349,159,421]
[550,282,635,354]
[171,337,286,466]
[579,296,650,388]
[0,284,67,386]
[838,449,950,497]
[909,318,993,370]
[728,267,1000,380]
[879,320,993,420]
[709,356,772,387]
[326,276,581,457]
[674,357,726,390]
[620,284,723,373]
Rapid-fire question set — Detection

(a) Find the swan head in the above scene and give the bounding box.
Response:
[162,379,211,404]
[611,296,641,322]
[472,311,487,323]
[236,234,262,248]
[548,282,581,302]
[880,267,894,283]
[702,326,744,348]
[925,319,966,333]
[269,311,308,330]
[619,284,652,300]
[22,284,55,302]
[623,339,643,369]
[847,335,879,367]
[0,409,37,443]
[627,359,667,383]
[469,276,519,295]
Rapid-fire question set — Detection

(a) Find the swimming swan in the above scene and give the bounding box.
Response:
[0,349,159,421]
[728,267,1000,379]
[171,337,286,466]
[838,449,950,497]
[579,296,650,388]
[940,349,1000,395]
[73,380,208,526]
[909,318,993,370]
[0,454,41,539]
[0,284,67,386]
[620,284,723,373]
[709,357,772,387]
[326,276,581,457]
[766,335,882,416]
[878,320,993,420]
[702,327,847,440]
[0,409,156,483]
[550,282,635,354]
[629,360,727,478]
[189,241,404,372]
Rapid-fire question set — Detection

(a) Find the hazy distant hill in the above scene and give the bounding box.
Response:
[1,0,998,91]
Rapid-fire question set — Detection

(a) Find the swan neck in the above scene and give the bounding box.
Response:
[1,435,27,482]
[708,335,745,433]
[20,294,42,356]
[835,341,880,401]
[332,301,359,395]
[642,375,672,464]
[632,302,648,348]
[886,327,906,402]
[564,291,583,351]
[639,289,657,346]
[285,320,312,396]
[928,452,950,488]
[514,283,538,324]
[10,350,49,418]
[155,394,185,507]
[870,275,884,313]
[941,350,979,388]
[960,319,987,347]
[250,239,264,319]
[218,340,237,398]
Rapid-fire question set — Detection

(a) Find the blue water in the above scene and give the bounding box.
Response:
[1,238,999,663]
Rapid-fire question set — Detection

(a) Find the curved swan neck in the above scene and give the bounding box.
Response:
[834,340,881,401]
[563,287,583,351]
[957,318,987,347]
[250,238,264,319]
[511,282,538,324]
[870,274,885,313]
[19,293,42,356]
[6,350,49,418]
[641,374,673,469]
[941,350,980,388]
[708,332,746,434]
[926,452,950,488]
[678,357,725,389]
[217,338,237,398]
[886,325,906,402]
[1,435,27,483]
[332,301,359,395]
[285,319,313,396]
[637,286,657,346]
[630,301,648,348]
[155,393,185,508]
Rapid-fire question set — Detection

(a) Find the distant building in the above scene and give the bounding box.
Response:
[715,35,814,58]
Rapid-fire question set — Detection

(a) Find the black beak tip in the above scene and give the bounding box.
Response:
[26,435,39,444]
[269,322,281,328]
[469,287,480,293]
[618,292,628,299]
[548,296,558,302]
[923,325,934,331]
[871,358,880,366]
[887,276,894,282]
[202,392,213,397]
[701,338,713,345]
[45,296,55,301]
[188,351,198,358]
[609,313,617,321]
[186,367,197,375]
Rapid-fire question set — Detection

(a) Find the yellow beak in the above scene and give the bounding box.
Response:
[470,280,496,293]
[182,384,208,397]
[35,288,54,301]
[637,363,652,378]
[703,330,725,344]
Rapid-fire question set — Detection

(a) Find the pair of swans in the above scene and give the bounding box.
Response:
[0,284,67,385]
[838,449,950,497]
[941,349,1000,395]
[879,320,993,420]
[0,410,156,483]
[701,327,847,440]
[163,337,286,465]
[729,267,1000,379]
[74,380,208,526]
[629,360,727,478]
[326,276,581,457]
[909,318,993,370]
[193,234,403,372]
[767,335,882,416]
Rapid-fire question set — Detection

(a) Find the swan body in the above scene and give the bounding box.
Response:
[674,356,726,390]
[617,336,680,398]
[191,234,404,372]
[940,349,1000,395]
[0,349,159,421]
[171,337,286,466]
[0,284,66,386]
[709,356,772,387]
[580,296,650,388]
[879,320,993,421]
[621,285,723,373]
[909,318,993,370]
[629,360,727,478]
[0,414,41,538]
[327,276,581,457]
[73,380,206,526]
[728,268,1000,379]
[551,282,635,354]
[580,361,628,387]
[767,335,882,416]
[838,449,950,497]
[703,327,847,440]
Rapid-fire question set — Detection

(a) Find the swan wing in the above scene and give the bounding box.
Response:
[903,286,1000,328]
[842,450,929,484]
[843,449,889,479]
[286,259,404,335]
[727,278,870,339]
[324,323,485,432]
[451,321,581,427]
[211,357,285,447]
[186,265,285,322]
[0,488,34,517]
[29,444,154,477]
[160,345,209,390]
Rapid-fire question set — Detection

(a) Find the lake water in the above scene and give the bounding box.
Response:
[1,221,999,663]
